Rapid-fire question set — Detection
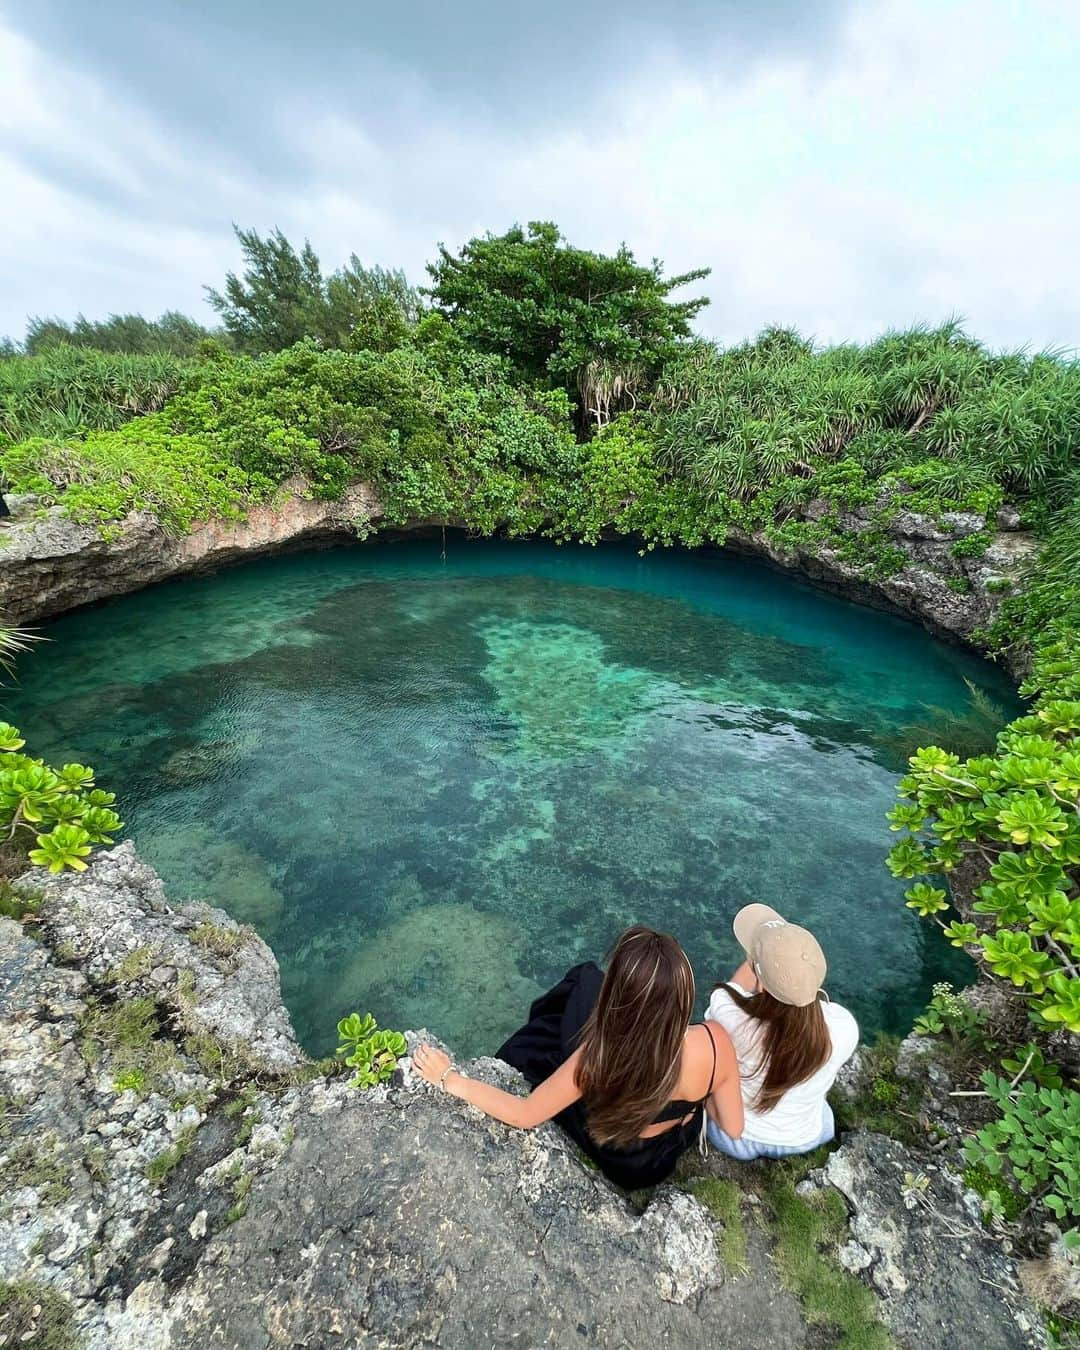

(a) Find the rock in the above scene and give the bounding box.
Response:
[4,848,1053,1349]
[816,1132,1046,1348]
[838,1239,874,1272]
[2,491,40,516]
[0,920,813,1349]
[0,472,1035,673]
[13,843,302,1074]
[890,509,987,543]
[996,506,1024,531]
[0,477,383,624]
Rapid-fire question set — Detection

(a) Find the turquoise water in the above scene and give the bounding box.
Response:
[7,538,1020,1056]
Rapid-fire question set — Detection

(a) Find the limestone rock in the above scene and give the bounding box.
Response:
[0,477,383,624]
[1,895,814,1349]
[13,842,301,1074]
[815,1132,1046,1349]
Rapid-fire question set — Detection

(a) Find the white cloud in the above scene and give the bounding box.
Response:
[1,0,1078,351]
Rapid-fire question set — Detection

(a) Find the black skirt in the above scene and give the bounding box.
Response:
[496,962,703,1190]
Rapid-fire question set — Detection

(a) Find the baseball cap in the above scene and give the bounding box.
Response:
[733,903,826,1007]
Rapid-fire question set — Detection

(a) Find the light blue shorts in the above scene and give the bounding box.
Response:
[707,1102,835,1161]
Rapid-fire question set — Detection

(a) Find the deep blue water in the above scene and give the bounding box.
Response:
[7,538,1020,1055]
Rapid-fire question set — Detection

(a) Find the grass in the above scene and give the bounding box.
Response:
[190,921,249,961]
[685,1176,747,1272]
[0,1280,79,1349]
[107,945,160,984]
[78,994,180,1096]
[762,1163,895,1350]
[0,880,42,921]
[145,1125,196,1186]
[0,1134,72,1207]
[181,1031,250,1086]
[831,1036,924,1145]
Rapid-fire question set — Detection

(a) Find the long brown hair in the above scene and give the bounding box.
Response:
[720,984,830,1112]
[575,926,696,1148]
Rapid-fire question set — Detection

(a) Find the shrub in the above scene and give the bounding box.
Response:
[0,344,188,444]
[335,1012,407,1089]
[0,723,121,873]
[964,1075,1080,1241]
[951,530,991,560]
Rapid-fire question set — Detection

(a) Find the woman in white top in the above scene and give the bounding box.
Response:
[705,903,858,1160]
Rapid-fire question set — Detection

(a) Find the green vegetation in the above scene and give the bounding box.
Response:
[336,1012,408,1088]
[0,722,121,875]
[425,220,709,425]
[107,944,160,984]
[0,1280,79,1349]
[145,1125,196,1185]
[190,920,248,961]
[22,310,215,358]
[180,1030,250,1086]
[79,994,179,1095]
[762,1169,895,1350]
[207,226,421,355]
[685,1176,748,1272]
[0,1133,71,1207]
[0,879,41,921]
[964,1075,1080,1240]
[911,981,985,1041]
[0,344,188,444]
[831,1036,923,1146]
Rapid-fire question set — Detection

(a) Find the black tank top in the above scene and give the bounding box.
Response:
[497,962,718,1190]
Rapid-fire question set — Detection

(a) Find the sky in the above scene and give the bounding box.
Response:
[1,0,1078,352]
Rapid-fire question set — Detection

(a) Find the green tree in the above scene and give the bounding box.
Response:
[424,221,710,426]
[24,311,215,356]
[324,258,424,353]
[206,227,327,353]
[206,228,423,354]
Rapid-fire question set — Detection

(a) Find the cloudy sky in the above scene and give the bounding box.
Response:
[2,0,1078,351]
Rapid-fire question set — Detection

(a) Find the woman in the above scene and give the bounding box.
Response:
[413,926,744,1189]
[705,903,858,1161]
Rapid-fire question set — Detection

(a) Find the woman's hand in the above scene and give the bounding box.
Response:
[413,1042,453,1087]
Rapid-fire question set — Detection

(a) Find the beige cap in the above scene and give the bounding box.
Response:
[733,903,826,1007]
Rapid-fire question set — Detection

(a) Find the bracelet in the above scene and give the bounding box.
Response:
[438,1065,455,1090]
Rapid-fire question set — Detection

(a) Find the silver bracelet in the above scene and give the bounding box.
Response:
[438,1064,454,1090]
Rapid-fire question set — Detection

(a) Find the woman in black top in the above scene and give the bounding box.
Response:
[413,927,744,1189]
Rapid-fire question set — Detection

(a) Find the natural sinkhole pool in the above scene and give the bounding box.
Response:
[9,538,1021,1057]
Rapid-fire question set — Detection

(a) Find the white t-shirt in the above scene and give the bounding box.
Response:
[706,983,859,1147]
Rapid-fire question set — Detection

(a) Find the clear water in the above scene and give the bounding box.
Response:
[7,539,1020,1057]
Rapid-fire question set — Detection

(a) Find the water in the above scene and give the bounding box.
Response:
[7,538,1020,1056]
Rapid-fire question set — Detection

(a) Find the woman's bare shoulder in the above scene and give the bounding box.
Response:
[677,1022,733,1096]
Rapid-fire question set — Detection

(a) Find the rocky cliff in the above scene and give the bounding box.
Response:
[0,847,1049,1348]
[0,479,383,625]
[0,483,1039,657]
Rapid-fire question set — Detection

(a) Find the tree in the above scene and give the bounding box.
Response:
[324,258,424,353]
[425,221,711,426]
[24,310,215,356]
[206,227,326,353]
[206,227,423,354]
